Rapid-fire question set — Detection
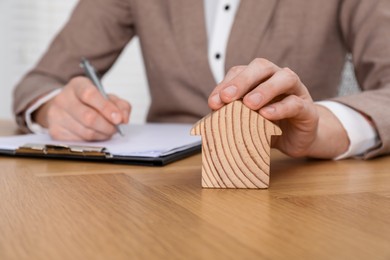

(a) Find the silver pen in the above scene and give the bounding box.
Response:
[80,58,125,136]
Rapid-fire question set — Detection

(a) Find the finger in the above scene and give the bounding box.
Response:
[74,104,118,136]
[208,65,246,110]
[48,108,114,141]
[108,94,132,124]
[218,58,280,104]
[48,125,84,141]
[48,82,116,140]
[243,67,310,111]
[224,65,247,82]
[72,78,124,125]
[259,95,317,124]
[53,88,119,136]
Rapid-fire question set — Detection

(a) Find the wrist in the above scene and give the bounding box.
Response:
[32,101,50,128]
[25,88,62,131]
[306,105,350,159]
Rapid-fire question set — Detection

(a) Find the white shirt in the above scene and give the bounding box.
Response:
[26,0,378,159]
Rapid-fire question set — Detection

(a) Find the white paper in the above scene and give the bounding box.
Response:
[0,123,201,158]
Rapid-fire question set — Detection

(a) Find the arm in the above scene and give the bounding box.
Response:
[13,0,135,140]
[317,101,379,160]
[333,0,390,158]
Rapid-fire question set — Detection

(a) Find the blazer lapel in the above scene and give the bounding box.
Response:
[168,0,279,92]
[169,0,216,93]
[225,0,279,71]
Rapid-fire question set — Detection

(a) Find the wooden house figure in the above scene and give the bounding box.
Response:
[191,100,282,189]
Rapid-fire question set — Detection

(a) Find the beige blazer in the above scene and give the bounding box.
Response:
[13,0,390,158]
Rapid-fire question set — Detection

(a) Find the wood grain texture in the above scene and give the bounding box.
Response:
[191,100,282,188]
[1,120,390,260]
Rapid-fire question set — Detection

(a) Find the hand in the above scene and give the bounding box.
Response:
[33,76,131,141]
[208,58,349,159]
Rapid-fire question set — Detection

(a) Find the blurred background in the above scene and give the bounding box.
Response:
[0,0,150,123]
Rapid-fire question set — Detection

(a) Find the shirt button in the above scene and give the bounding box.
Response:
[224,4,230,11]
[215,53,221,59]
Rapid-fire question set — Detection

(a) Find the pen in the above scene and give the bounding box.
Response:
[80,57,125,136]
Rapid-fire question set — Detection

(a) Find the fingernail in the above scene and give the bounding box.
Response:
[262,106,276,114]
[111,112,121,124]
[222,85,237,98]
[247,93,262,107]
[211,93,222,106]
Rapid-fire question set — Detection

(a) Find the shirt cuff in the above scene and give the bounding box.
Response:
[25,89,62,134]
[316,101,378,160]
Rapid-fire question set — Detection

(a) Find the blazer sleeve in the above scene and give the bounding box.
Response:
[334,0,390,158]
[12,0,135,132]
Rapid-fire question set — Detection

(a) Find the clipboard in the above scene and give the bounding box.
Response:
[0,123,201,166]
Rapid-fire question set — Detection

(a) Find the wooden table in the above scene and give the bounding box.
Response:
[1,120,389,260]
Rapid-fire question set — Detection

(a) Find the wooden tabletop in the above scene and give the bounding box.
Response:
[1,120,389,260]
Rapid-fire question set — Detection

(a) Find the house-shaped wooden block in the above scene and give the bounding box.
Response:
[191,100,282,189]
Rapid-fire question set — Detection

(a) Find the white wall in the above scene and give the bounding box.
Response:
[0,0,150,123]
